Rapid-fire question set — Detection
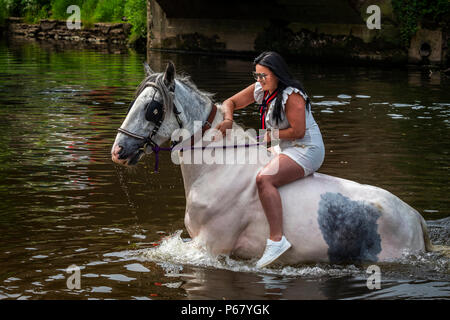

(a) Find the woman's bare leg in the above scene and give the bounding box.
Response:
[256,154,305,241]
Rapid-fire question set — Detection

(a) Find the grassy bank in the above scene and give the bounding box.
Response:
[0,0,147,48]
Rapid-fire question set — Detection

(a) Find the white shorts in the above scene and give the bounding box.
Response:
[273,140,325,177]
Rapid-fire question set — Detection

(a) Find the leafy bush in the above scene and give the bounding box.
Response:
[1,0,23,18]
[392,0,450,47]
[0,0,9,24]
[1,0,147,45]
[1,0,51,24]
[52,0,126,25]
[51,0,83,20]
[80,0,97,23]
[24,0,52,23]
[124,0,147,38]
[92,0,124,22]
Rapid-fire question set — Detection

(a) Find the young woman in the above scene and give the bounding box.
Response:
[216,51,325,268]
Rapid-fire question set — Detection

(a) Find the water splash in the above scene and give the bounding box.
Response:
[137,219,450,281]
[137,230,363,278]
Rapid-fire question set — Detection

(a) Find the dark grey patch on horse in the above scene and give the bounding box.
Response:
[317,192,382,263]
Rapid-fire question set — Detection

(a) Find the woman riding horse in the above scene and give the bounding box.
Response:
[216,51,325,268]
[113,59,433,265]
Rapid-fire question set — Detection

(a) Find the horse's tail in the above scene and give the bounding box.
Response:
[418,213,434,252]
[418,213,450,257]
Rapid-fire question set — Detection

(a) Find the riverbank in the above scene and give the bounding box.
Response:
[2,16,448,69]
[1,17,136,53]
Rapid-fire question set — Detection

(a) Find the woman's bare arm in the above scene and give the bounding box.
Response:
[277,92,306,140]
[216,83,256,135]
[222,83,256,118]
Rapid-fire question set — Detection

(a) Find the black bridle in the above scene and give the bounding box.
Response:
[116,81,220,172]
[117,82,183,152]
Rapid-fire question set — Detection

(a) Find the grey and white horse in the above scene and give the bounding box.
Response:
[112,62,434,265]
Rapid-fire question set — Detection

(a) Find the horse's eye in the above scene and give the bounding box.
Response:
[145,100,164,123]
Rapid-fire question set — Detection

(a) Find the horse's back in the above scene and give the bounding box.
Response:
[279,172,426,263]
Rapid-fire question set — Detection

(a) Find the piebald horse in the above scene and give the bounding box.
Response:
[111,62,434,265]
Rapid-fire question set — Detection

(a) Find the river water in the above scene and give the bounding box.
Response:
[0,39,448,300]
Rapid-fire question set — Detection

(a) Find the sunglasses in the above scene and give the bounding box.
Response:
[252,72,267,81]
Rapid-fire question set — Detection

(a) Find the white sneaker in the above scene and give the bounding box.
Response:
[256,236,292,268]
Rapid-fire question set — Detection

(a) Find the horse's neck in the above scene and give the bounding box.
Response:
[180,156,259,207]
[174,80,265,198]
[174,80,213,136]
[179,113,264,198]
[178,104,223,196]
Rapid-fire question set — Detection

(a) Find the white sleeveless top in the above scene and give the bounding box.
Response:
[253,82,323,150]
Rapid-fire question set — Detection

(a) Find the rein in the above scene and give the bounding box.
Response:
[150,134,265,173]
[146,104,265,172]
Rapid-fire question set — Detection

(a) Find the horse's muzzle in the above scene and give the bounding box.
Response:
[111,144,127,165]
[111,143,143,166]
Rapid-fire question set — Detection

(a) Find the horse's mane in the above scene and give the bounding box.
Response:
[134,71,259,147]
[133,72,215,114]
[176,73,216,101]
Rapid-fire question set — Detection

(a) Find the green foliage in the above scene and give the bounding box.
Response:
[92,0,125,22]
[51,0,126,22]
[124,0,147,38]
[2,0,24,17]
[24,0,52,23]
[80,0,97,24]
[2,0,147,44]
[0,0,9,25]
[1,0,52,24]
[51,0,83,19]
[392,0,450,47]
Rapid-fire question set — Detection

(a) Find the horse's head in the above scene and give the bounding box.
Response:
[111,61,182,166]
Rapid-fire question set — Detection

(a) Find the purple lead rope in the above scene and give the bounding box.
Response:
[151,145,171,173]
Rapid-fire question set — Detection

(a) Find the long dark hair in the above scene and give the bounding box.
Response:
[253,51,310,124]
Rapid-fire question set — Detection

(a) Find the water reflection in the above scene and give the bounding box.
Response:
[179,268,331,300]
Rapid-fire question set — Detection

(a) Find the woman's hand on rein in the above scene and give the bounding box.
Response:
[215,119,233,137]
[264,129,272,143]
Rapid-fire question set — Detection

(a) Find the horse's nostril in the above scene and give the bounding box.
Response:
[112,145,123,158]
[117,147,127,159]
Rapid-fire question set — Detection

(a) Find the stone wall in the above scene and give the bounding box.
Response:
[4,17,131,47]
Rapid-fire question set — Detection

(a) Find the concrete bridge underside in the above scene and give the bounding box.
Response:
[147,0,447,65]
[149,0,366,51]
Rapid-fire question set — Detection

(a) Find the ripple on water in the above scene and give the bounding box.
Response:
[391,103,416,108]
[125,263,150,272]
[312,100,350,106]
[91,286,112,293]
[101,274,136,282]
[387,113,405,119]
[137,226,450,281]
[137,231,362,278]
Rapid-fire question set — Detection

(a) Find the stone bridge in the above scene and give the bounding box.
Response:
[147,0,447,65]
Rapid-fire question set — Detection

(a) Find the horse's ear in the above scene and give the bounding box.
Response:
[163,61,176,91]
[143,61,154,77]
